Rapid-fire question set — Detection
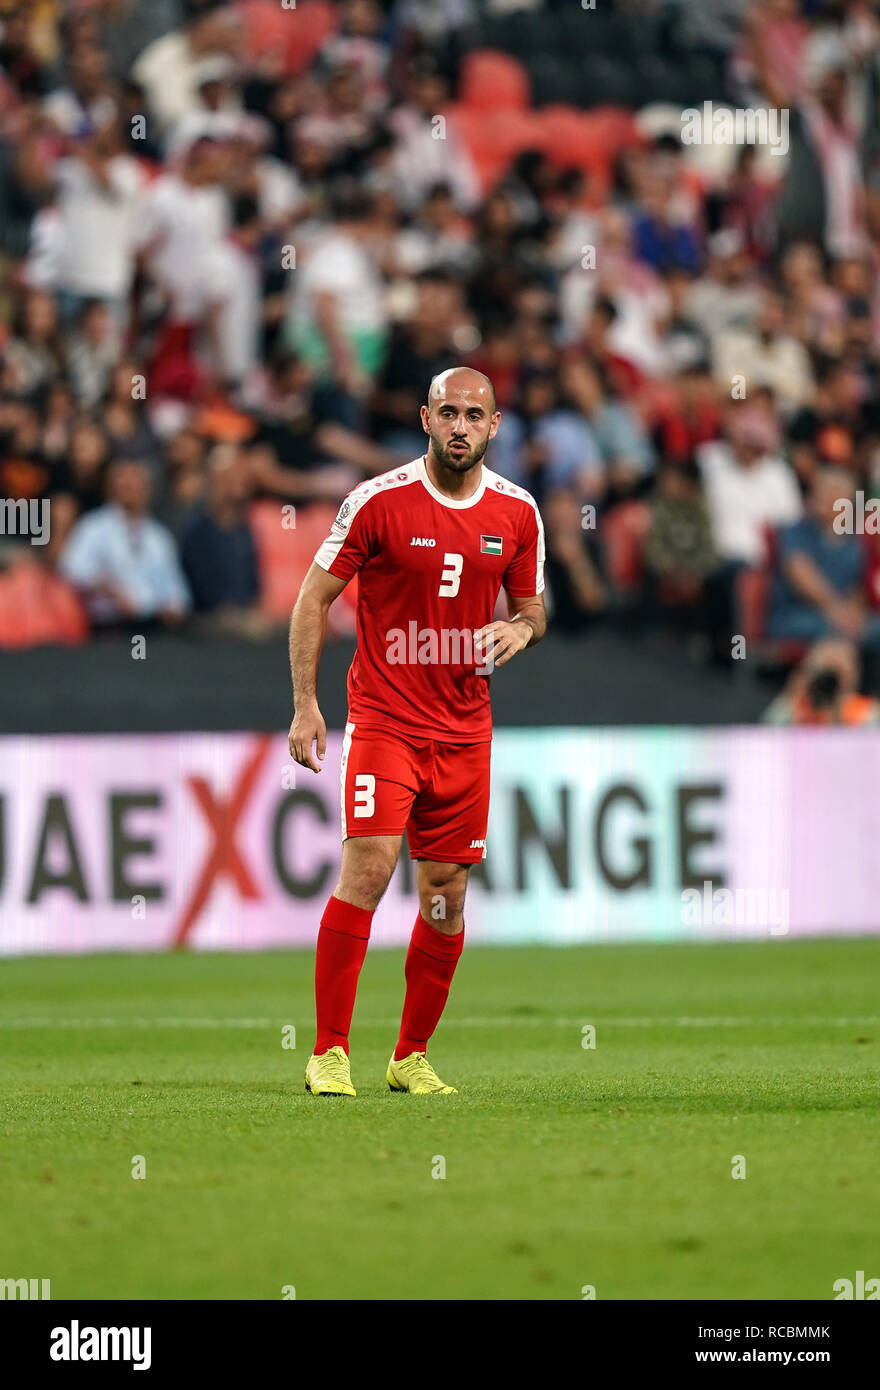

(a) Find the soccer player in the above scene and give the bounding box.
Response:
[288,367,546,1096]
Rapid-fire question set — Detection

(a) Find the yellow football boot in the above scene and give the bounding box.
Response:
[305,1045,356,1097]
[386,1052,457,1095]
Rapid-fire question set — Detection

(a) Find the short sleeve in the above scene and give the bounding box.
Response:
[314,491,376,583]
[503,501,545,597]
[775,521,808,563]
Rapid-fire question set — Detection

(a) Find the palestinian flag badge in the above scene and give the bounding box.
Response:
[481,535,503,556]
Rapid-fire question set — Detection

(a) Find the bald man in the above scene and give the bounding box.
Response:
[289,367,546,1096]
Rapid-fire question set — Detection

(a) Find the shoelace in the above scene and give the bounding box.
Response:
[400,1054,441,1085]
[320,1049,351,1081]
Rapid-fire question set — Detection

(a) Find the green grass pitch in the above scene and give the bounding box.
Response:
[1,938,878,1300]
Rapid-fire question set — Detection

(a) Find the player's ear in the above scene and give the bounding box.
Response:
[420,404,431,435]
[489,410,502,438]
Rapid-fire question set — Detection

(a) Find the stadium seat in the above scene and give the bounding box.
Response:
[601,500,652,594]
[550,9,616,59]
[249,499,357,633]
[445,105,541,193]
[589,106,643,160]
[737,526,807,666]
[459,50,531,112]
[573,55,643,111]
[736,564,771,650]
[0,557,88,648]
[635,56,692,107]
[533,105,640,189]
[236,0,339,75]
[469,12,544,62]
[534,105,591,168]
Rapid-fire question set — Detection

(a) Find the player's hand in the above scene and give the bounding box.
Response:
[288,701,327,773]
[474,619,531,669]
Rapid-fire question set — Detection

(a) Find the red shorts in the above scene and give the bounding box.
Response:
[340,722,490,864]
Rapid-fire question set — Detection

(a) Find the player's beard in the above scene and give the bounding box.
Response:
[429,430,490,474]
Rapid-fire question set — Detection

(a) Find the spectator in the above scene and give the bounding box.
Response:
[687,229,764,343]
[767,467,880,648]
[371,269,466,453]
[712,289,814,419]
[53,418,112,521]
[0,544,88,649]
[751,21,872,256]
[387,56,480,214]
[130,6,243,132]
[136,133,230,327]
[101,361,159,465]
[287,187,388,421]
[543,488,606,634]
[631,165,702,275]
[4,289,66,395]
[42,47,117,137]
[155,428,209,536]
[394,181,476,276]
[67,299,119,408]
[698,405,802,567]
[320,0,390,117]
[180,444,266,633]
[559,356,655,501]
[50,118,146,332]
[787,358,867,489]
[0,8,49,101]
[201,192,264,389]
[495,370,602,506]
[762,639,880,724]
[643,456,734,660]
[0,399,51,510]
[60,458,191,627]
[164,55,243,160]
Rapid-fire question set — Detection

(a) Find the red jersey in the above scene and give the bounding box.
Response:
[314,455,545,743]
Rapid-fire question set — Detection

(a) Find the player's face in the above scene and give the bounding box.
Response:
[422,388,500,473]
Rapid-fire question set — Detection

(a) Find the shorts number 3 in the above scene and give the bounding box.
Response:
[353,774,376,818]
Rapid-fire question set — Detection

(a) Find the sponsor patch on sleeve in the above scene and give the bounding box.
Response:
[332,499,353,532]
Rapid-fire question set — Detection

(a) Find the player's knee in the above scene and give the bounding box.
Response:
[419,872,467,924]
[337,838,398,910]
[342,866,392,910]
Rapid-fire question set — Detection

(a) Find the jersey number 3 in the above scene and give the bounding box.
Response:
[438,552,463,597]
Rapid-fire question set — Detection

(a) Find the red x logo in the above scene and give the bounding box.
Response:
[173,736,272,948]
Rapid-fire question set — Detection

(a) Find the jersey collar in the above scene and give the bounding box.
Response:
[416,454,488,510]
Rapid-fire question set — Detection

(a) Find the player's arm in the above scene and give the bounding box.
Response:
[288,562,348,772]
[506,590,547,650]
[476,590,547,669]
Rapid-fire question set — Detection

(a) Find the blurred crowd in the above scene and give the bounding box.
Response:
[2,0,880,717]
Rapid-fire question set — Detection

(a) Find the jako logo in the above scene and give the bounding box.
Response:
[0,1277,50,1299]
[833,1271,880,1299]
[410,537,436,547]
[50,1321,152,1370]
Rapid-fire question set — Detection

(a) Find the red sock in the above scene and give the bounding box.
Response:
[394,913,464,1060]
[314,895,373,1056]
